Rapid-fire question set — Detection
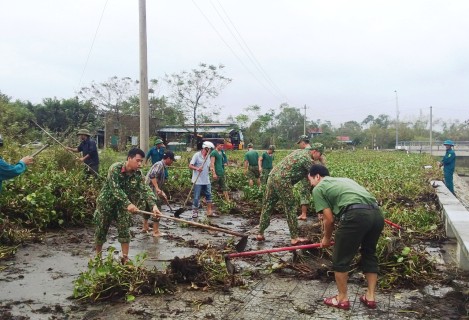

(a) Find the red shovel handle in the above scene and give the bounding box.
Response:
[225,242,333,259]
[384,219,402,230]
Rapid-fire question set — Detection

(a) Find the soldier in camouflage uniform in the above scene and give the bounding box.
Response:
[297,137,327,220]
[94,148,161,264]
[256,144,325,245]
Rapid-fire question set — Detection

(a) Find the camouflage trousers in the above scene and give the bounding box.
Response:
[94,201,132,245]
[247,165,260,179]
[259,177,299,238]
[298,179,312,206]
[260,168,271,184]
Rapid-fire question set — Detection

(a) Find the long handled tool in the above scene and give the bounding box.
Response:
[224,242,334,274]
[385,219,403,230]
[30,144,50,157]
[174,152,210,218]
[31,120,100,177]
[137,209,248,252]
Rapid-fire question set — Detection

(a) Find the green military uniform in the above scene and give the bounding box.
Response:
[259,149,313,238]
[260,151,274,184]
[298,154,327,206]
[94,161,158,245]
[210,149,228,191]
[312,176,384,273]
[245,149,260,179]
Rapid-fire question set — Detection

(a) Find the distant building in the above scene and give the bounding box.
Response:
[337,136,353,144]
[309,128,323,137]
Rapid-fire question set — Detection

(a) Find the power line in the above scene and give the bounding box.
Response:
[76,0,109,92]
[211,0,288,101]
[190,0,283,102]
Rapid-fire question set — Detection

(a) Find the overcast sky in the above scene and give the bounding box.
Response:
[1,0,468,127]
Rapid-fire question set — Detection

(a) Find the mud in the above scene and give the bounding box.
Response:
[2,179,469,319]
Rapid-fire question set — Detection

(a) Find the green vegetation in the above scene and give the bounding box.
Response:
[0,145,454,298]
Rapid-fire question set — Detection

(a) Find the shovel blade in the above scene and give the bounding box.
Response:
[174,208,186,218]
[225,256,235,274]
[234,236,248,252]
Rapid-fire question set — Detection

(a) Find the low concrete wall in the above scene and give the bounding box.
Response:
[432,180,469,270]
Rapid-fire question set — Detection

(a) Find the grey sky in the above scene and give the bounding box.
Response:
[1,0,468,127]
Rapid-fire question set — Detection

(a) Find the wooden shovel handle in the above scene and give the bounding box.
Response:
[137,210,247,238]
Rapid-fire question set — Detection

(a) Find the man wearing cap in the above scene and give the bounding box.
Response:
[210,143,230,202]
[143,151,176,236]
[67,129,99,177]
[297,135,327,221]
[145,138,166,166]
[258,145,275,184]
[439,140,456,194]
[244,143,260,187]
[256,144,325,245]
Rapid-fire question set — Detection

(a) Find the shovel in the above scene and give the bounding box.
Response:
[224,242,333,274]
[137,210,248,252]
[174,153,210,218]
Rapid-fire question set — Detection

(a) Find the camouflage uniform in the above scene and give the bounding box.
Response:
[298,154,327,206]
[94,161,158,245]
[259,149,313,238]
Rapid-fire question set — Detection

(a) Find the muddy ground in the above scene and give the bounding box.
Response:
[1,175,469,320]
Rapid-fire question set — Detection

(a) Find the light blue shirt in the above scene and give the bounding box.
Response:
[190,151,211,185]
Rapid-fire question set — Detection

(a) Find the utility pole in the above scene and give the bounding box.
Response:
[303,104,307,135]
[394,90,399,149]
[430,106,433,156]
[139,0,149,152]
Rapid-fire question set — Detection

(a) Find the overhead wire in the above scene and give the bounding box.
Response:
[211,0,288,101]
[76,0,109,92]
[190,0,284,102]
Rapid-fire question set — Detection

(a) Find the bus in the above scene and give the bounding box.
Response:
[157,123,244,150]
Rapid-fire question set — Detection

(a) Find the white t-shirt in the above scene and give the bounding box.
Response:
[189,151,211,185]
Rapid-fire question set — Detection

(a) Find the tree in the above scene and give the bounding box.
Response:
[165,63,232,148]
[0,92,34,143]
[274,103,304,147]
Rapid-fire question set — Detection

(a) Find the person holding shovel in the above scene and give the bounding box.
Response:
[308,164,384,310]
[256,144,325,245]
[142,151,176,236]
[189,141,217,219]
[94,148,161,264]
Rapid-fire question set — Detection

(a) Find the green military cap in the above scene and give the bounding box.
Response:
[268,145,276,151]
[154,138,164,145]
[309,142,324,153]
[296,134,310,144]
[247,143,253,148]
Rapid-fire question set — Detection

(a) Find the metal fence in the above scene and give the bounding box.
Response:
[397,141,469,152]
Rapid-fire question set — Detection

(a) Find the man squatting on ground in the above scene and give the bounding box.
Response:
[66,128,99,177]
[143,150,176,236]
[256,144,325,245]
[189,141,218,218]
[309,164,384,310]
[258,145,275,184]
[296,135,327,221]
[244,143,261,187]
[210,142,230,202]
[94,148,162,264]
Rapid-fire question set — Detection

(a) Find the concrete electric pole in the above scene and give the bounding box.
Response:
[139,0,149,152]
